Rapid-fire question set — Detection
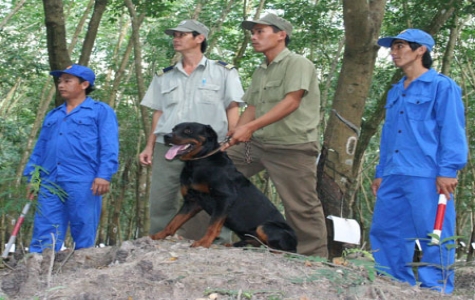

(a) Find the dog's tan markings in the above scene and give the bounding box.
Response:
[178,138,204,160]
[191,183,210,193]
[150,205,202,240]
[191,217,226,248]
[181,185,189,197]
[256,225,269,244]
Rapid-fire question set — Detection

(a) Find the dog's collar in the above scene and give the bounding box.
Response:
[187,137,231,161]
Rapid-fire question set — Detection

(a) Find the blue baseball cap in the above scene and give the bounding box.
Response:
[50,64,96,87]
[378,29,435,52]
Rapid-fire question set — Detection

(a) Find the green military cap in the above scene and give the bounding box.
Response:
[241,13,293,38]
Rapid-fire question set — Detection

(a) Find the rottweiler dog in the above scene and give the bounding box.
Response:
[150,122,297,252]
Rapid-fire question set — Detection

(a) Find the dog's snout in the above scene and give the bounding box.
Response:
[164,133,173,145]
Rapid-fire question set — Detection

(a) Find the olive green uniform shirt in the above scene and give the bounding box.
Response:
[244,48,320,144]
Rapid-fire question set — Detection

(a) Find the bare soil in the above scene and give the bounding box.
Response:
[1,236,474,300]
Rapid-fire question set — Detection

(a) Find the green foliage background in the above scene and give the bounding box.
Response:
[0,0,474,252]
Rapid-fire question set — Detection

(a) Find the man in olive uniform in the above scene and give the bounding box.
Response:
[222,14,328,257]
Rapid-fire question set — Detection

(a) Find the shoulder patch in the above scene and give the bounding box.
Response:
[217,60,235,70]
[156,65,175,76]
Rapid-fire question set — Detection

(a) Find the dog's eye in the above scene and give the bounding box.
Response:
[184,128,192,135]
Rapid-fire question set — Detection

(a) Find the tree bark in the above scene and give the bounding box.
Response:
[123,0,149,238]
[441,15,461,76]
[206,0,236,55]
[124,0,147,135]
[317,0,387,259]
[78,0,109,66]
[42,0,72,106]
[233,0,265,67]
[107,24,134,108]
[108,159,132,246]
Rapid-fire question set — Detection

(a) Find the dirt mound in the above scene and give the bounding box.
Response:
[0,237,472,299]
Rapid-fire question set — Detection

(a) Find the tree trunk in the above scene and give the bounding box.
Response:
[124,0,147,135]
[108,159,132,246]
[107,26,134,108]
[206,0,236,55]
[123,0,149,238]
[136,163,149,238]
[233,0,266,67]
[104,18,131,107]
[78,0,108,66]
[42,0,72,106]
[70,0,95,56]
[317,0,386,259]
[466,217,475,262]
[441,15,460,76]
[96,193,110,246]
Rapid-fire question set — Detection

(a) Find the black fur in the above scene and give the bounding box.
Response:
[150,122,297,252]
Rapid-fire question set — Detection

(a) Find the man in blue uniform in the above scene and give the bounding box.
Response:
[24,64,119,252]
[370,29,467,293]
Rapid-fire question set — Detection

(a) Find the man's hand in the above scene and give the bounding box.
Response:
[221,125,254,151]
[139,147,153,165]
[371,178,382,197]
[91,178,110,196]
[436,176,458,200]
[26,185,37,201]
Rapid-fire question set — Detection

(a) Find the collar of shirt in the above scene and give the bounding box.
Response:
[394,68,437,89]
[259,48,290,69]
[51,97,94,114]
[175,56,208,74]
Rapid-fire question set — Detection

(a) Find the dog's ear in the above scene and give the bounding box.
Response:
[204,124,218,142]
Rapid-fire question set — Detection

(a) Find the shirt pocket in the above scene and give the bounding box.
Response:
[406,96,432,121]
[263,79,284,103]
[198,84,220,104]
[71,116,97,138]
[161,84,179,108]
[41,118,59,140]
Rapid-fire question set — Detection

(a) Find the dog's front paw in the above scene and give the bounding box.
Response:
[150,231,168,240]
[191,239,213,248]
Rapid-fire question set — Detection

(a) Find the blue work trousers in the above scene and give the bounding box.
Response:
[370,175,455,293]
[29,181,102,252]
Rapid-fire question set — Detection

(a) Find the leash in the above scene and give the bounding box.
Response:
[244,141,252,164]
[187,137,232,161]
[187,136,252,164]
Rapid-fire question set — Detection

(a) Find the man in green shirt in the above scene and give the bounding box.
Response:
[223,14,327,257]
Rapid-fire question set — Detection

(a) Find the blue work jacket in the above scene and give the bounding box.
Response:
[24,97,119,182]
[375,69,467,179]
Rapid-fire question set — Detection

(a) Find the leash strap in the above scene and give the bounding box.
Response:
[188,136,252,164]
[187,137,231,161]
[244,141,252,164]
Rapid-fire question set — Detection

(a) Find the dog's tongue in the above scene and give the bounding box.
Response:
[165,144,188,160]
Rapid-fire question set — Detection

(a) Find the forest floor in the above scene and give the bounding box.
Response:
[0,236,474,300]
